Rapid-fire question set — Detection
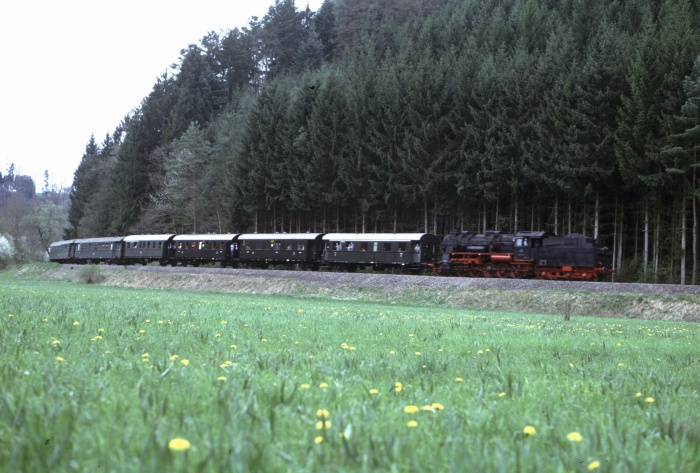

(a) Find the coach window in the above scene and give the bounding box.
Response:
[360,242,368,252]
[383,242,392,252]
[398,242,406,252]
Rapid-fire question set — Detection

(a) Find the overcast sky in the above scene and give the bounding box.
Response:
[0,0,323,190]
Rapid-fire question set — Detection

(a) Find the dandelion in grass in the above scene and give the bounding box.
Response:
[139,329,145,333]
[221,320,228,325]
[261,338,267,342]
[455,377,463,383]
[404,405,419,414]
[181,359,190,366]
[98,328,104,333]
[369,388,379,395]
[230,345,237,350]
[498,392,506,398]
[217,376,227,381]
[319,382,328,389]
[618,363,624,367]
[415,352,421,356]
[168,437,191,452]
[389,350,395,355]
[215,333,221,338]
[170,355,179,361]
[56,356,64,362]
[300,383,310,389]
[587,460,601,471]
[394,381,404,392]
[477,350,484,355]
[422,405,435,412]
[523,425,536,436]
[634,392,642,398]
[8,314,13,317]
[73,321,80,326]
[316,420,331,429]
[567,432,583,442]
[317,409,330,418]
[569,363,575,367]
[431,403,444,410]
[407,420,418,428]
[645,397,654,403]
[314,436,324,444]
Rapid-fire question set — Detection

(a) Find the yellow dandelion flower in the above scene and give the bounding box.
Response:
[422,405,435,412]
[142,353,149,358]
[389,350,395,355]
[567,432,583,442]
[316,409,330,418]
[415,352,421,356]
[319,382,328,389]
[316,420,331,429]
[314,436,324,444]
[349,346,356,350]
[56,356,65,362]
[230,345,237,349]
[221,320,228,325]
[394,381,403,392]
[498,392,506,398]
[341,343,349,349]
[300,383,310,389]
[139,329,145,333]
[569,363,575,367]
[167,437,191,452]
[217,376,227,381]
[645,397,654,403]
[98,328,104,333]
[431,402,444,410]
[181,359,190,366]
[170,355,179,361]
[523,425,536,436]
[455,377,463,383]
[8,314,13,317]
[477,350,484,355]
[485,349,490,352]
[634,392,642,397]
[145,319,150,323]
[587,460,601,471]
[73,321,80,326]
[52,339,60,346]
[407,420,418,428]
[215,333,221,338]
[408,333,414,337]
[618,363,624,367]
[369,388,379,395]
[404,405,419,414]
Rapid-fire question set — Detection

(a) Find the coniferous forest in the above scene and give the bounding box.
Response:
[67,0,700,284]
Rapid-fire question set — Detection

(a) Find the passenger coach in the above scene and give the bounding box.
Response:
[321,233,440,273]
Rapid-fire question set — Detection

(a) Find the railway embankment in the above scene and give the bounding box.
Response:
[12,263,700,322]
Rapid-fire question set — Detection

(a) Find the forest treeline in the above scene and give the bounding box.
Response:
[67,0,700,284]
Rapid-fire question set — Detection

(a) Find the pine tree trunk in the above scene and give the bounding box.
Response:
[643,203,649,275]
[594,191,599,241]
[681,193,686,285]
[693,160,698,285]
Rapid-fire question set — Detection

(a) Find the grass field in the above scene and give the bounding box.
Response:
[1,274,699,472]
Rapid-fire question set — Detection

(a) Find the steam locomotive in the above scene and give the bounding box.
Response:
[48,229,613,281]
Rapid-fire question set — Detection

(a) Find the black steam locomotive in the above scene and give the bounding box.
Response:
[48,229,613,281]
[434,229,613,280]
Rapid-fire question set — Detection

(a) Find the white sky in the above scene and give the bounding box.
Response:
[0,0,324,190]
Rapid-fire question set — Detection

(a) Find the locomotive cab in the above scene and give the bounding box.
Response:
[513,231,552,262]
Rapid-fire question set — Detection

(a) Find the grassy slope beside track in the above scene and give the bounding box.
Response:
[10,263,700,322]
[1,267,699,472]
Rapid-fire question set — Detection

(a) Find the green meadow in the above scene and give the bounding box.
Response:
[1,275,699,472]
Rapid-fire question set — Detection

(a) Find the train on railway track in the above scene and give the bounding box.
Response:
[48,229,613,281]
